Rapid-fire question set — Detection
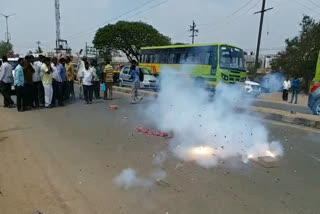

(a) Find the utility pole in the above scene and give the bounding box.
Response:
[189,20,198,44]
[36,41,42,53]
[36,41,41,49]
[0,12,16,44]
[254,0,273,74]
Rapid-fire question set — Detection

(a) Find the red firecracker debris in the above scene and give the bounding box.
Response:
[135,126,173,138]
[109,105,118,110]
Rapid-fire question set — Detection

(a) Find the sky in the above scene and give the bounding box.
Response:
[0,0,319,55]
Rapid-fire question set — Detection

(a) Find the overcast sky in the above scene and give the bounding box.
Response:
[0,0,319,55]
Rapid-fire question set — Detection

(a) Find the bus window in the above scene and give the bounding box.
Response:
[168,53,175,64]
[154,54,160,63]
[220,46,245,71]
[159,53,167,63]
[179,53,187,63]
[186,53,194,63]
[194,54,201,64]
[149,55,154,63]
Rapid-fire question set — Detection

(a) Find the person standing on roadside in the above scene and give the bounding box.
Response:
[92,60,101,99]
[37,55,45,106]
[79,61,96,104]
[23,55,35,109]
[31,55,42,108]
[103,60,114,100]
[14,58,25,112]
[51,57,63,107]
[77,56,86,99]
[290,76,300,104]
[282,77,291,101]
[42,57,53,108]
[58,57,67,101]
[0,56,15,108]
[130,60,142,104]
[66,56,75,101]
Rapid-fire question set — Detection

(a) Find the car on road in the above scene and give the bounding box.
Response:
[308,82,320,115]
[244,80,261,98]
[119,66,159,90]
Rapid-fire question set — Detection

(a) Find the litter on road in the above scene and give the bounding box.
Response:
[136,126,173,138]
[109,105,118,110]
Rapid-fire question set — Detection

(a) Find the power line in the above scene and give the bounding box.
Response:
[292,0,320,14]
[305,0,320,8]
[200,0,257,35]
[65,0,167,40]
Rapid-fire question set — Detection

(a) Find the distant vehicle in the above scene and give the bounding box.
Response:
[140,43,246,89]
[308,82,320,115]
[308,52,320,115]
[119,66,159,90]
[111,63,121,83]
[244,80,261,98]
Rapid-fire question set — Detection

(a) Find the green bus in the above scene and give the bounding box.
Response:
[140,43,246,87]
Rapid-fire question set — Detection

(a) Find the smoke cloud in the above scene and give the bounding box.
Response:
[145,67,283,168]
[114,168,153,190]
[260,72,285,93]
[114,168,167,190]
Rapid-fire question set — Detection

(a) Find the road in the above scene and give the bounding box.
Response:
[0,92,320,214]
[253,100,313,115]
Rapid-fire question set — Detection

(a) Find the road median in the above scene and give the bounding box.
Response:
[113,86,320,129]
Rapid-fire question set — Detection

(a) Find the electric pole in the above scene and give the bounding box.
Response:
[190,20,198,44]
[55,0,61,52]
[254,0,273,74]
[36,41,42,53]
[0,12,16,44]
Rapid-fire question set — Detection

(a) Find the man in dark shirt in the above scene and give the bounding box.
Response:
[290,77,300,104]
[23,55,35,109]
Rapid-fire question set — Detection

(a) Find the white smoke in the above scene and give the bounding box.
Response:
[152,151,168,166]
[145,67,283,168]
[115,168,167,190]
[260,73,285,93]
[114,168,153,190]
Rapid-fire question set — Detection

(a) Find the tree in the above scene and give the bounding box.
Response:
[0,41,13,57]
[93,21,171,62]
[272,15,320,92]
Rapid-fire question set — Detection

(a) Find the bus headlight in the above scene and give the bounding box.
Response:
[221,73,229,81]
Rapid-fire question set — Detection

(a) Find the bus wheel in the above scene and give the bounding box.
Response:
[195,77,205,88]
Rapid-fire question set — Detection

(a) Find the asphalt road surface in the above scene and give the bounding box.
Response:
[0,92,320,214]
[253,100,313,115]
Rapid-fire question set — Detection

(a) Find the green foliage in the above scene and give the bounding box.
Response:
[0,41,13,57]
[272,15,320,91]
[247,61,261,74]
[93,21,171,62]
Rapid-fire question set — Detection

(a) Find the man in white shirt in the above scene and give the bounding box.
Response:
[0,56,15,108]
[79,61,97,104]
[51,57,63,107]
[77,56,86,99]
[283,77,291,101]
[31,55,43,107]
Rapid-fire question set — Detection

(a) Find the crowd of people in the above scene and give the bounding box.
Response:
[0,54,121,112]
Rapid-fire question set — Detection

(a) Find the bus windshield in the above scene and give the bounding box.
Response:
[219,46,245,71]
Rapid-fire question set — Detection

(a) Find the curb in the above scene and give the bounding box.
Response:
[113,86,320,129]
